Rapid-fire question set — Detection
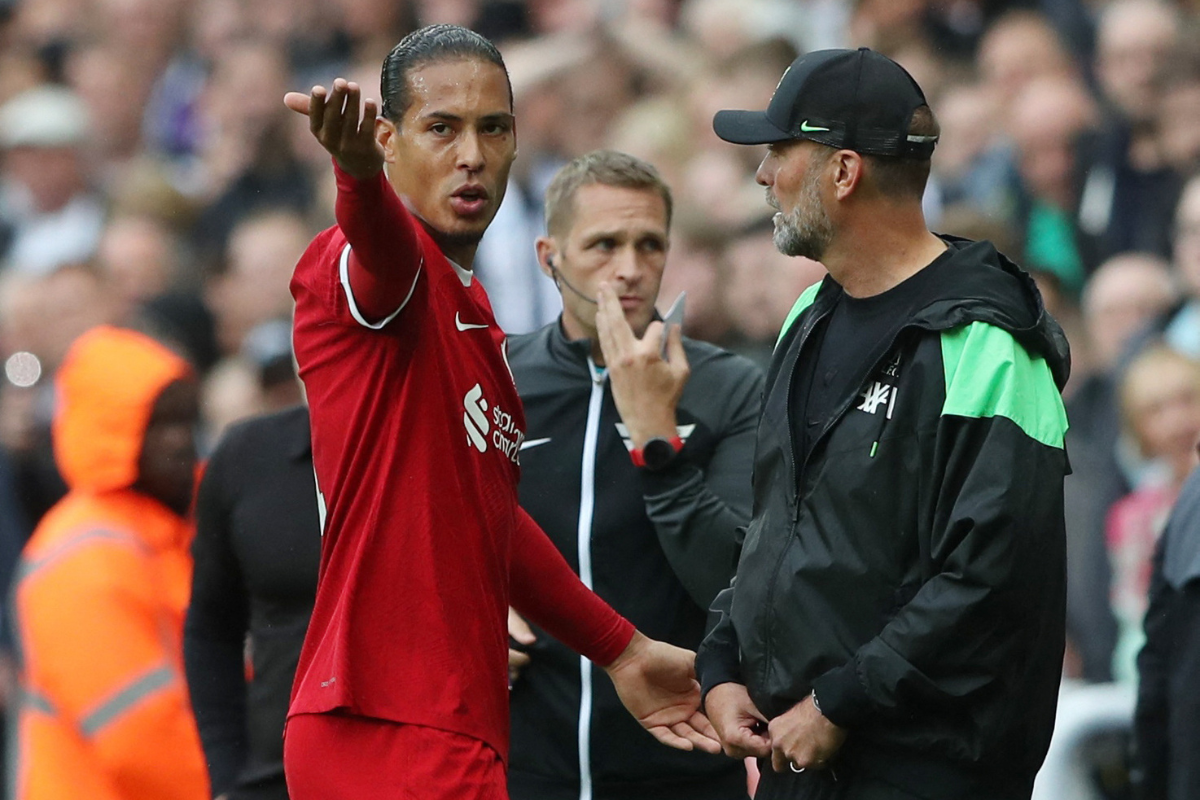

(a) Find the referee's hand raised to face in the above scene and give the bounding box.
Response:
[285,79,384,180]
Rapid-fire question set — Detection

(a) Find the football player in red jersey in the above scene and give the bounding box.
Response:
[280,25,719,800]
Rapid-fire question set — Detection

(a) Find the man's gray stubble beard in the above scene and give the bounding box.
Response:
[773,179,833,261]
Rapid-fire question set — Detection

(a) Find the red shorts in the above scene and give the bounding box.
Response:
[284,712,507,800]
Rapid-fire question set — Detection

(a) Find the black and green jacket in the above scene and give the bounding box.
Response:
[697,236,1071,800]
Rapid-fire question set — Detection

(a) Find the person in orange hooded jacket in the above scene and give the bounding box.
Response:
[8,326,209,800]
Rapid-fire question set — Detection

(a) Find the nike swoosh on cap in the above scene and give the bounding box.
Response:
[519,437,551,451]
[800,120,831,132]
[455,312,489,331]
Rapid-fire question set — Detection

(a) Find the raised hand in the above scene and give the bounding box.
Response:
[284,79,383,180]
[604,632,722,754]
[594,282,689,448]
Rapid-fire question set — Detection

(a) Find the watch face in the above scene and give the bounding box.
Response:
[642,437,676,471]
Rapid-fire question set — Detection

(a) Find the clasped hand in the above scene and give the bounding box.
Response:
[705,683,846,772]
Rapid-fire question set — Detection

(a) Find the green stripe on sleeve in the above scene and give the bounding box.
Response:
[940,322,1067,449]
[775,281,824,348]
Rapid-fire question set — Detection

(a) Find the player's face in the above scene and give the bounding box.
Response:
[549,184,669,340]
[381,58,515,253]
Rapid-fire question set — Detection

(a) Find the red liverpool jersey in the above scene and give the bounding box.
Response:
[290,199,530,756]
[289,168,631,760]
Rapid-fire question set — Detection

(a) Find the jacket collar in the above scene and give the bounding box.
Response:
[546,316,599,365]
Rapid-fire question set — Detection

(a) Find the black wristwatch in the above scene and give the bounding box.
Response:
[630,435,683,472]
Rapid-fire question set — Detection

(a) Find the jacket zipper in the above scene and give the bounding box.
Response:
[575,357,605,800]
[759,302,833,690]
[763,309,919,693]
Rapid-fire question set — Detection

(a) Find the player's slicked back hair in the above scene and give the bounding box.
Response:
[380,24,512,124]
[544,150,674,238]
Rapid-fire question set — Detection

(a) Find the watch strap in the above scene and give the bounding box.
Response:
[630,435,684,468]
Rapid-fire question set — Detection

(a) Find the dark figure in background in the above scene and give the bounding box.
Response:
[1134,462,1200,800]
[184,406,320,800]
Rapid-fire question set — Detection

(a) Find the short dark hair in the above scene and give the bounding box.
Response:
[380,24,512,124]
[544,150,674,238]
[863,105,940,199]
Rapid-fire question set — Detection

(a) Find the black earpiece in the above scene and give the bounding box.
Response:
[546,255,598,305]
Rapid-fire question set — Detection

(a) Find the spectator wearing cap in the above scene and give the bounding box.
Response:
[695,48,1070,799]
[0,85,105,276]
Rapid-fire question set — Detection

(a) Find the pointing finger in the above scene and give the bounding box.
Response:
[595,283,622,361]
[599,283,638,351]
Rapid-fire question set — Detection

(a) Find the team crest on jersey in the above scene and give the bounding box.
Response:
[464,383,524,463]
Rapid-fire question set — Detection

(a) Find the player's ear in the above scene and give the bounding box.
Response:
[375,116,398,164]
[535,237,557,280]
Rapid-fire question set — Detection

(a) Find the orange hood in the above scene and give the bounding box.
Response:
[53,326,192,493]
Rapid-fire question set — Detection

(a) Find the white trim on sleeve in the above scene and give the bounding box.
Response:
[338,243,421,329]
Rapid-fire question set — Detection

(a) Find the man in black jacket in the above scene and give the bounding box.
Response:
[698,49,1071,800]
[1135,462,1200,800]
[505,150,764,800]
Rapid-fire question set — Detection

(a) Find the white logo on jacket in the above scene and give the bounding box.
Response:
[857,381,897,418]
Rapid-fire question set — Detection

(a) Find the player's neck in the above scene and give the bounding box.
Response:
[424,223,480,271]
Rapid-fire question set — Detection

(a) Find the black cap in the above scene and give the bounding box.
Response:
[713,48,937,160]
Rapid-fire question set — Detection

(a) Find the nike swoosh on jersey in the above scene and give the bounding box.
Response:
[519,437,552,451]
[455,312,489,331]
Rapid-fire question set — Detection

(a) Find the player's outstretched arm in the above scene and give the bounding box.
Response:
[603,632,723,754]
[284,80,422,323]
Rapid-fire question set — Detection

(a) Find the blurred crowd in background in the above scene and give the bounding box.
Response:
[0,0,1198,796]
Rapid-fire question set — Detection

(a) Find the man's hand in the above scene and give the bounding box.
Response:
[594,283,689,447]
[705,682,772,758]
[507,607,537,685]
[284,78,383,180]
[768,694,847,773]
[604,631,722,754]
